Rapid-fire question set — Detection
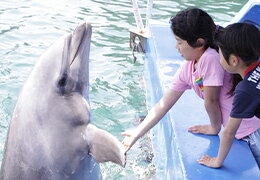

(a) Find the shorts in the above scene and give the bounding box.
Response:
[242,128,260,168]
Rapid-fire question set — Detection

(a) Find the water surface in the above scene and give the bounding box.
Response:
[0,0,247,179]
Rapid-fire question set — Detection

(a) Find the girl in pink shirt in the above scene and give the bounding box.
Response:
[171,45,260,139]
[121,8,260,158]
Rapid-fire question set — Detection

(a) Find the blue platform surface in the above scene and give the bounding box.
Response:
[229,0,260,28]
[143,1,260,179]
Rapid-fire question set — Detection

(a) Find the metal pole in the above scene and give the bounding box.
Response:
[131,0,145,32]
[145,0,153,29]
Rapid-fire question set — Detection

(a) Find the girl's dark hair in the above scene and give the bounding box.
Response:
[170,7,217,50]
[215,23,260,95]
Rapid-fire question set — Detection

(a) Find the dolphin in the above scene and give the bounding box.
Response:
[0,22,125,180]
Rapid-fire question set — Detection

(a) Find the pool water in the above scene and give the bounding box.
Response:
[0,0,247,179]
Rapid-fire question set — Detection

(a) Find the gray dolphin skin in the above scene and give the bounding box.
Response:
[0,22,125,180]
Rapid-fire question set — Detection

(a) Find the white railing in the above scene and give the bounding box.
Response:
[131,0,153,34]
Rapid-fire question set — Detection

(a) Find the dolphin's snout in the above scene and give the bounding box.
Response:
[69,22,92,66]
[63,22,92,95]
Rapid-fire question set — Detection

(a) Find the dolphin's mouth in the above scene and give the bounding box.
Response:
[69,23,92,67]
[58,23,92,95]
[70,23,92,95]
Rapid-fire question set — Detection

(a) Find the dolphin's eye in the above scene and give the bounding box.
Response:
[58,76,67,87]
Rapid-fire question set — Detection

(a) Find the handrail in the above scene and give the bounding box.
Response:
[145,0,154,32]
[131,0,145,32]
[130,0,154,33]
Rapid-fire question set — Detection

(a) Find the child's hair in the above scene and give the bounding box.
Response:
[215,23,260,95]
[169,7,217,50]
[215,23,260,66]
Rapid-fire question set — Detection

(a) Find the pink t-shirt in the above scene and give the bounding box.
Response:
[171,48,260,139]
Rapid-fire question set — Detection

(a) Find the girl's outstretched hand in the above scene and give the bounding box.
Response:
[198,155,221,168]
[121,129,139,153]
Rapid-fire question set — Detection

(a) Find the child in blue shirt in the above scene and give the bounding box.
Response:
[199,23,260,168]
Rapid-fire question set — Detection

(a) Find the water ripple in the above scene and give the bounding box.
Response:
[0,0,247,179]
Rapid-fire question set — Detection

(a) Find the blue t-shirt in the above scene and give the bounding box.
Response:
[230,63,260,119]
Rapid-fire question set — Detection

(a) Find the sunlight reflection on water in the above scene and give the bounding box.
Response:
[0,0,246,179]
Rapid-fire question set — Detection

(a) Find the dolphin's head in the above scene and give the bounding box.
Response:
[17,23,94,137]
[32,23,92,99]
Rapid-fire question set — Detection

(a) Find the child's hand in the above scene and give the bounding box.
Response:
[121,129,139,153]
[198,155,222,168]
[188,124,219,135]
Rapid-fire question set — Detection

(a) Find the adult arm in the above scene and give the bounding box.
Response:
[121,89,183,152]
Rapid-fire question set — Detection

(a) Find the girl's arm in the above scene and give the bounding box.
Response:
[189,86,222,135]
[198,117,242,168]
[121,89,183,152]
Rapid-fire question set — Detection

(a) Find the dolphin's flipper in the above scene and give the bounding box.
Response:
[86,124,126,167]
